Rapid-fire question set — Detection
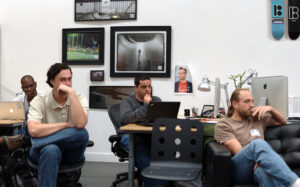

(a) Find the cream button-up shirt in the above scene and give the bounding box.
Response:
[28,90,88,124]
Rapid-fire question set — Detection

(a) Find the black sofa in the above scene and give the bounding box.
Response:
[203,122,300,187]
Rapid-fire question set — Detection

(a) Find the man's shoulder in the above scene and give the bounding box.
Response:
[13,93,25,102]
[30,91,50,105]
[37,89,45,96]
[152,95,161,102]
[76,93,87,100]
[122,95,135,102]
[216,117,233,128]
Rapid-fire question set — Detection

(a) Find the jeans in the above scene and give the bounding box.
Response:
[121,134,169,187]
[29,128,89,187]
[231,139,298,187]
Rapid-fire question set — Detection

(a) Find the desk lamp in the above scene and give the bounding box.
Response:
[198,76,230,118]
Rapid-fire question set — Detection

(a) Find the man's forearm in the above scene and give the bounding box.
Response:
[69,91,88,129]
[271,107,287,125]
[28,121,72,138]
[120,103,147,124]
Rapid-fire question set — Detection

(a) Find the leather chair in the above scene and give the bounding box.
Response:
[108,104,142,187]
[203,122,300,187]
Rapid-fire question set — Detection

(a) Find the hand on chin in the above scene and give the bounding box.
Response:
[58,90,67,96]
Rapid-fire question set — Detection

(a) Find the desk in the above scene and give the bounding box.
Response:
[120,121,216,187]
[0,120,25,135]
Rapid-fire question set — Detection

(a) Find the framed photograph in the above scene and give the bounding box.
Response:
[90,70,104,81]
[89,86,135,109]
[75,0,137,21]
[62,28,104,65]
[110,26,172,77]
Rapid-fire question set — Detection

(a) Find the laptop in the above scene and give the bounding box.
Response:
[0,102,26,124]
[137,102,181,125]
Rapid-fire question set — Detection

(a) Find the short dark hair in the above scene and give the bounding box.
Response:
[46,63,72,88]
[21,75,34,83]
[178,67,187,73]
[134,74,151,87]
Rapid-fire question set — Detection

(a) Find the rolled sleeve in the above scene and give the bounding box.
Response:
[214,121,236,144]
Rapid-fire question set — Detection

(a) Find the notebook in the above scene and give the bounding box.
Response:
[137,102,181,125]
[0,102,26,124]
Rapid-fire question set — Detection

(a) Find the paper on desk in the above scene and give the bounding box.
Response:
[289,97,300,117]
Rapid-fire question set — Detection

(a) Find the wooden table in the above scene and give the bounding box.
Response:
[120,121,217,187]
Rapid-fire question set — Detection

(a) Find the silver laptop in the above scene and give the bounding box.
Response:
[0,101,26,121]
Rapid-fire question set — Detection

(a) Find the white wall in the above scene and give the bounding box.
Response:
[1,0,300,162]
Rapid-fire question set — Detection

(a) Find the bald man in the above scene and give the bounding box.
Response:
[13,75,44,117]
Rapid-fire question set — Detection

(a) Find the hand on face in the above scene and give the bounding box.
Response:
[251,106,272,120]
[143,94,152,104]
[57,84,73,95]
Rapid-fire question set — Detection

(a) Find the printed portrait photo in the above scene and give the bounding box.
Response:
[174,65,193,94]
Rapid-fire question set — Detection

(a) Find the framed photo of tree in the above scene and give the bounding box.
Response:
[110,26,171,77]
[62,28,105,65]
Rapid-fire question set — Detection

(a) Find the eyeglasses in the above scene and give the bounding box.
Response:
[22,84,35,91]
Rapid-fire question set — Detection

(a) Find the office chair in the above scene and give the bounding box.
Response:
[26,140,94,187]
[108,104,142,187]
[142,118,203,183]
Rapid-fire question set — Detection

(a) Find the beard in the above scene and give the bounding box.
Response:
[237,109,251,120]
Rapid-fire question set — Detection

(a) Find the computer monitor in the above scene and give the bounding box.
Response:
[213,78,221,118]
[251,76,288,118]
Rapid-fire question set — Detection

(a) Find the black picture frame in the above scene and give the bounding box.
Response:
[75,0,137,21]
[110,26,172,77]
[90,70,104,81]
[89,86,135,109]
[62,28,104,65]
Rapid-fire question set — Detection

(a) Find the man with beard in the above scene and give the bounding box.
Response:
[214,88,300,187]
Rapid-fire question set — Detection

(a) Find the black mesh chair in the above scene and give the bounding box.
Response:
[26,140,94,187]
[108,104,142,187]
[142,118,203,182]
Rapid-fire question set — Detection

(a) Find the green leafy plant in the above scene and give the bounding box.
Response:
[229,71,246,89]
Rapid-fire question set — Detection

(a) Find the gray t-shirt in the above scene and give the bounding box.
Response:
[214,114,274,147]
[120,94,161,124]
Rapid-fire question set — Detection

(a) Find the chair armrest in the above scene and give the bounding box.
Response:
[108,134,121,143]
[108,134,128,162]
[204,141,232,187]
[87,140,94,147]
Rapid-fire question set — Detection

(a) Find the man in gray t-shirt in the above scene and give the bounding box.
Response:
[120,75,169,187]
